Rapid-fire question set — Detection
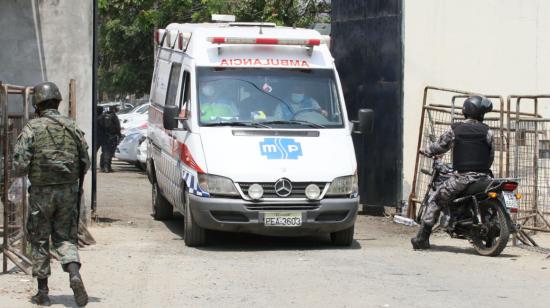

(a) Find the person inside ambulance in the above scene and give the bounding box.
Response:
[236,83,276,121]
[199,82,238,122]
[274,83,328,120]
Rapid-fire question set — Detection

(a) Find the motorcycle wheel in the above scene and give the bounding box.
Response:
[471,200,510,256]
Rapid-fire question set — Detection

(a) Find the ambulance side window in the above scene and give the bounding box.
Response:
[165,63,182,106]
[152,59,171,106]
[180,71,191,114]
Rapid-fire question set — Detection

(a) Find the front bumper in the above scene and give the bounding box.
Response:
[188,195,359,236]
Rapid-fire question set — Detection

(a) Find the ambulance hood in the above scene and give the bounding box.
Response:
[199,127,356,183]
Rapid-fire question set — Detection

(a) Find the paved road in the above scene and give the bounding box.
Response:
[1,162,549,307]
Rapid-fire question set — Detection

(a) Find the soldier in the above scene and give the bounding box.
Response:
[98,105,121,172]
[13,82,90,306]
[411,96,494,250]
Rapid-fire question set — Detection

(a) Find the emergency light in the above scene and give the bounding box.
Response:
[207,37,322,46]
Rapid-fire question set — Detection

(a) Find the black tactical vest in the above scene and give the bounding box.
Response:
[451,121,491,173]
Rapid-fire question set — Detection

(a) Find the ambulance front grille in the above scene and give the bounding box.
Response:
[238,182,327,199]
[245,204,320,211]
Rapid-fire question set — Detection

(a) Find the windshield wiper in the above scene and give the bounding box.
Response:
[262,120,325,128]
[203,121,270,128]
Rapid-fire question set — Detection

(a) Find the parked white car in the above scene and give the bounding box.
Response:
[115,127,147,168]
[119,103,150,122]
[137,138,148,170]
[120,103,150,135]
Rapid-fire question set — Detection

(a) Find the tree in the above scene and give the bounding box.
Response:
[99,0,330,99]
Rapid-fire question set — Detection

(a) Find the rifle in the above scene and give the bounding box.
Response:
[43,115,87,230]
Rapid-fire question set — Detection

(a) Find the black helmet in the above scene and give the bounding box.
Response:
[32,82,62,108]
[462,95,492,120]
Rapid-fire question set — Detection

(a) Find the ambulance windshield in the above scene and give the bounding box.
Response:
[196,67,344,128]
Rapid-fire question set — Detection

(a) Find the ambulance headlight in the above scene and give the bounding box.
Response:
[198,174,238,196]
[248,184,264,200]
[305,184,321,200]
[326,175,358,196]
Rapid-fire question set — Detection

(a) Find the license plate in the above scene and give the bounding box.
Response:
[503,192,518,209]
[263,212,302,227]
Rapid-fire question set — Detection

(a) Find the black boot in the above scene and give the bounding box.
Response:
[67,262,88,307]
[31,278,51,306]
[411,223,432,250]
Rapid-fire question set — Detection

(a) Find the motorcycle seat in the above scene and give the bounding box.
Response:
[457,178,493,197]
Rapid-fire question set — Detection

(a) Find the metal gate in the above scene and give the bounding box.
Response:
[0,82,32,274]
[507,95,550,233]
[408,86,505,219]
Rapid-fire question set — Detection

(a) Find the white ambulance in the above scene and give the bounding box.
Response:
[146,20,373,247]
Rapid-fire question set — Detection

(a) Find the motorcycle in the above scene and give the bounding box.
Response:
[416,152,521,256]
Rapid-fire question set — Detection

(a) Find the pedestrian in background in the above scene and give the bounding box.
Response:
[98,105,121,172]
[13,82,90,306]
[95,105,104,158]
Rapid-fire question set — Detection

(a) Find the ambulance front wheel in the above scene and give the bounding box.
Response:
[330,225,355,246]
[183,189,207,247]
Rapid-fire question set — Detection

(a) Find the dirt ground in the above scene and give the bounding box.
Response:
[1,161,550,307]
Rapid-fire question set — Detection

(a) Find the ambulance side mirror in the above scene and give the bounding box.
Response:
[163,105,179,130]
[353,109,374,134]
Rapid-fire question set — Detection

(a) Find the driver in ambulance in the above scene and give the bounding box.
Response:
[275,83,327,119]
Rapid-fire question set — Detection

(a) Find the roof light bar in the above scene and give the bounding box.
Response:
[207,37,322,46]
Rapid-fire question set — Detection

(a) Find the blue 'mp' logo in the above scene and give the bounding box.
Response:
[260,138,303,159]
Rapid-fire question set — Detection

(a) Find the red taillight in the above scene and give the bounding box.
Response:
[179,143,204,173]
[510,207,518,213]
[502,183,518,191]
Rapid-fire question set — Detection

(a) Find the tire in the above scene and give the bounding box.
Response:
[471,201,510,256]
[330,225,355,246]
[146,158,156,184]
[152,182,173,220]
[183,189,206,247]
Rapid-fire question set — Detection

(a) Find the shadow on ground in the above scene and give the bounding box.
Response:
[30,295,102,308]
[160,213,362,252]
[430,244,520,257]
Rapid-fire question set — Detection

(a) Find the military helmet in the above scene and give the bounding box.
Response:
[32,82,62,108]
[462,95,492,120]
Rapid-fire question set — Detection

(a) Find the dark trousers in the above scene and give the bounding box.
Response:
[100,139,117,171]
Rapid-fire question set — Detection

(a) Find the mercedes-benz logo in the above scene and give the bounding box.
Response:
[274,178,292,197]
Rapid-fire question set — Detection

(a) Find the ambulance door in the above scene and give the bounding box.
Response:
[152,60,186,207]
[170,68,192,213]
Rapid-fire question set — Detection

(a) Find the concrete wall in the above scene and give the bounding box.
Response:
[402,0,550,197]
[0,0,93,211]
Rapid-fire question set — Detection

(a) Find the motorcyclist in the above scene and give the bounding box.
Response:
[411,95,495,250]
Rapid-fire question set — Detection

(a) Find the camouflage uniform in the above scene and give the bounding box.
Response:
[421,119,494,226]
[13,109,90,279]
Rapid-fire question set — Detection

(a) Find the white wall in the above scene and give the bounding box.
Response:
[0,0,93,215]
[402,0,550,197]
[39,0,93,217]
